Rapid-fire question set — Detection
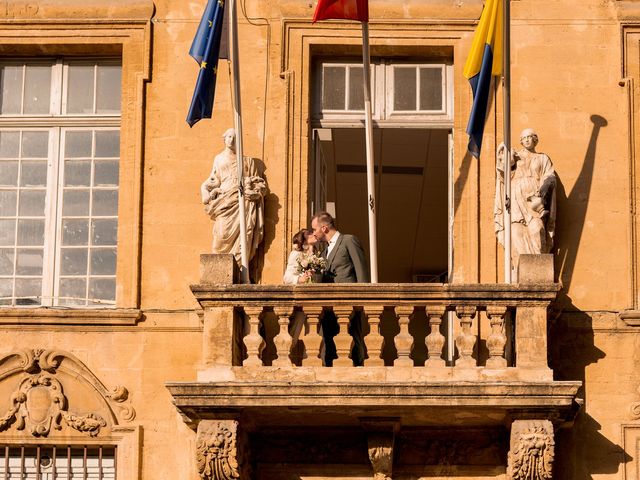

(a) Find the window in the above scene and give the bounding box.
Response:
[0,59,121,307]
[0,445,116,479]
[314,59,453,126]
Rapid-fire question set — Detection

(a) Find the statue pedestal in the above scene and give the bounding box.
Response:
[200,253,238,284]
[517,254,554,284]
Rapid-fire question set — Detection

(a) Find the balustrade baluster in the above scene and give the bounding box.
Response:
[302,306,324,366]
[273,306,295,367]
[455,305,477,367]
[243,306,265,367]
[394,306,414,367]
[425,306,447,367]
[485,306,508,368]
[333,307,354,367]
[363,305,385,366]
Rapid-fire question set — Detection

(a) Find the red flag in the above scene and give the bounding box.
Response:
[312,0,369,22]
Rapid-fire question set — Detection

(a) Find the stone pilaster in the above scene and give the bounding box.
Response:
[507,419,554,480]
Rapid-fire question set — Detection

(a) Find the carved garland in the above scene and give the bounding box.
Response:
[507,420,555,480]
[0,349,134,437]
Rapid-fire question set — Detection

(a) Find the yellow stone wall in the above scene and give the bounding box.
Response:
[0,0,639,479]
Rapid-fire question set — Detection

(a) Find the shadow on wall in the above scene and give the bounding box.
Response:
[554,114,607,309]
[251,158,281,283]
[549,311,631,478]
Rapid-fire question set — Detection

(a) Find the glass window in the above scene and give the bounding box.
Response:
[0,59,121,307]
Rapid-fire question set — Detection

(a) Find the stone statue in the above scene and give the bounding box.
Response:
[201,128,266,263]
[495,128,556,274]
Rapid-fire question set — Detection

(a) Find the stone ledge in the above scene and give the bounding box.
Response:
[0,308,143,326]
[619,310,640,327]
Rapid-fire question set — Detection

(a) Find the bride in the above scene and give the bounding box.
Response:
[283,228,320,284]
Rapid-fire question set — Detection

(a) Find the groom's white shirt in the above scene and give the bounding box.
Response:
[326,231,341,257]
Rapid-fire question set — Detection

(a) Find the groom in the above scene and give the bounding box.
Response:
[311,211,369,366]
[311,211,369,283]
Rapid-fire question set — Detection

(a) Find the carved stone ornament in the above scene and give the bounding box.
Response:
[0,349,135,437]
[196,420,246,480]
[367,432,394,480]
[630,385,640,420]
[507,419,554,480]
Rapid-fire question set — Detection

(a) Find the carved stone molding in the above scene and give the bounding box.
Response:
[630,385,640,420]
[0,349,135,437]
[507,419,554,480]
[196,420,248,480]
[361,418,399,480]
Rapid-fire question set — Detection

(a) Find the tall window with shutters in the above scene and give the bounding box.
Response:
[0,58,121,307]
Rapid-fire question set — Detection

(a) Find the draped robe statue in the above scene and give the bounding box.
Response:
[201,128,266,263]
[495,129,556,275]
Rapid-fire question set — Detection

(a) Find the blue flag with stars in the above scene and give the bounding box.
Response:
[187,0,226,127]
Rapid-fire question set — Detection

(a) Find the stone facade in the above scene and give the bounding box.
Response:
[0,0,639,479]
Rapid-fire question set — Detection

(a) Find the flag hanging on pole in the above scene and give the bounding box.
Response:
[186,0,226,127]
[463,0,503,158]
[312,0,368,22]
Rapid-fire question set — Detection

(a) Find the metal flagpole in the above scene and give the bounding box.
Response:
[503,0,512,284]
[229,0,250,284]
[361,22,379,283]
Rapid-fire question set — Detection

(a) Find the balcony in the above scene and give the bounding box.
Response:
[167,254,581,479]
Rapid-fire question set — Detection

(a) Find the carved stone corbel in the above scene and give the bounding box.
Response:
[507,419,554,480]
[196,420,248,480]
[361,418,399,480]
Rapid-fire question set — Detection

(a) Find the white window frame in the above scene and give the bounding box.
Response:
[0,57,121,308]
[312,58,453,128]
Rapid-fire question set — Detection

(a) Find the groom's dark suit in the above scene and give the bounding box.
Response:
[321,232,369,366]
[323,233,369,283]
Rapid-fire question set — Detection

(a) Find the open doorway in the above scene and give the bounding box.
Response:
[313,127,450,283]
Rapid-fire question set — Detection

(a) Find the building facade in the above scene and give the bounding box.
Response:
[0,0,639,478]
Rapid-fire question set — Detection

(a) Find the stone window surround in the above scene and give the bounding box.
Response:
[0,0,153,315]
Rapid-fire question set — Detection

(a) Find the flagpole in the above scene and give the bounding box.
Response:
[361,22,379,283]
[229,0,250,284]
[503,0,512,284]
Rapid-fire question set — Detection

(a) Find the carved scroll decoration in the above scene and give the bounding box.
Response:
[0,349,135,437]
[630,385,640,419]
[196,420,243,480]
[507,420,554,480]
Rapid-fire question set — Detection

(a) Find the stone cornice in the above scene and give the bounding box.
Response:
[0,308,143,326]
[0,0,154,23]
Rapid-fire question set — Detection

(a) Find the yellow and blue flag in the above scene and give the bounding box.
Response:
[463,0,503,158]
[186,0,226,127]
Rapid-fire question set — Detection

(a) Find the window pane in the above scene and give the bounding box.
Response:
[95,130,119,158]
[20,161,47,187]
[96,64,122,113]
[394,67,417,111]
[24,65,52,114]
[58,277,86,305]
[22,131,49,158]
[62,189,90,216]
[0,219,15,245]
[17,219,44,246]
[0,161,18,186]
[348,67,364,110]
[91,248,116,275]
[18,190,46,216]
[15,277,41,304]
[0,248,14,275]
[65,130,92,158]
[0,277,11,304]
[61,248,88,275]
[66,64,95,114]
[0,131,20,158]
[92,219,117,245]
[64,160,91,186]
[323,66,346,110]
[0,65,22,114]
[92,190,118,216]
[95,160,119,186]
[16,248,43,275]
[0,190,17,216]
[420,68,443,111]
[89,277,115,302]
[62,219,89,246]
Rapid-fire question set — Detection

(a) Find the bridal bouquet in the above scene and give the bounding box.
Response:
[296,252,328,282]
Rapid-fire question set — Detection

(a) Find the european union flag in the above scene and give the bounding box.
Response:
[186,0,226,127]
[463,0,503,158]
